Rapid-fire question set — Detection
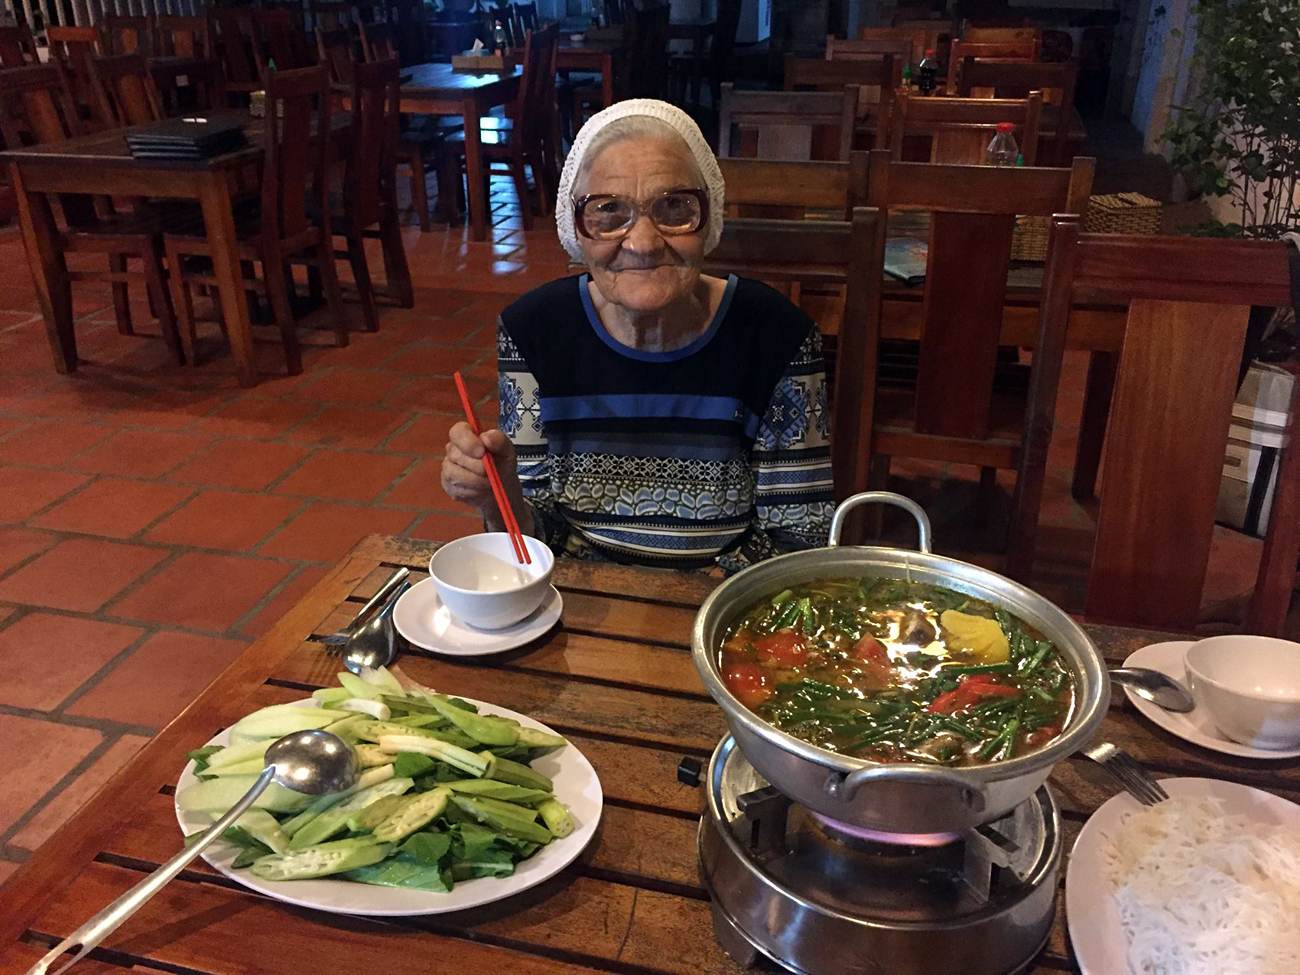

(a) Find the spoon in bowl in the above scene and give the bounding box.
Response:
[29,730,357,975]
[1110,667,1196,712]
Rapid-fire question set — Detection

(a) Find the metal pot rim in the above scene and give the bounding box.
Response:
[691,539,1109,789]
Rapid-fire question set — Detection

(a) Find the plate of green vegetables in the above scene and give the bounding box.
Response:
[173,666,603,916]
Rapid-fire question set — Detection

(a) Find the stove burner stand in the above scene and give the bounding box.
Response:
[698,737,1061,975]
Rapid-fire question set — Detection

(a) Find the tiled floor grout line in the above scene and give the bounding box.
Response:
[0,701,154,738]
[0,730,122,850]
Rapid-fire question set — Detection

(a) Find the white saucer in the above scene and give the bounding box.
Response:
[392,577,562,656]
[1121,641,1300,759]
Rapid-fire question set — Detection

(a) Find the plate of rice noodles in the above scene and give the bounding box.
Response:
[1066,777,1300,975]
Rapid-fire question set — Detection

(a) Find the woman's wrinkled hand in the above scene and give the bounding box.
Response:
[441,422,530,532]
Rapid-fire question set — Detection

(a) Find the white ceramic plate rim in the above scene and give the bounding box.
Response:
[173,698,603,916]
[1066,776,1300,975]
[1120,641,1300,759]
[392,578,562,657]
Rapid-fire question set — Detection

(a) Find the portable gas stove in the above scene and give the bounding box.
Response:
[697,736,1062,975]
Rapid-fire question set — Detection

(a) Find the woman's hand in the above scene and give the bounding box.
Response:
[441,422,534,534]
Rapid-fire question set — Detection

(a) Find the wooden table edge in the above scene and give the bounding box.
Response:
[0,550,378,945]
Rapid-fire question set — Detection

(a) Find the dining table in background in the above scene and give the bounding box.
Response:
[556,35,624,110]
[370,61,522,242]
[1,109,351,389]
[4,533,1300,974]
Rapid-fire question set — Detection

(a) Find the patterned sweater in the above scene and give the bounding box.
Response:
[497,274,834,573]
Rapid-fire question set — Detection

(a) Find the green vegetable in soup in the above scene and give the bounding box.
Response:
[717,578,1074,767]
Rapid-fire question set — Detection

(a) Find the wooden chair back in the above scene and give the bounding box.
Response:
[1040,216,1298,632]
[784,53,898,150]
[312,1,355,31]
[155,15,212,59]
[151,56,228,113]
[360,22,398,63]
[316,26,356,84]
[209,9,262,90]
[516,2,538,31]
[626,4,670,99]
[47,26,106,111]
[260,64,331,244]
[89,53,163,128]
[946,37,1037,91]
[603,0,627,26]
[255,10,314,75]
[0,63,81,148]
[104,15,151,56]
[959,58,1079,162]
[515,23,558,141]
[0,24,38,68]
[704,207,884,499]
[719,84,859,163]
[962,24,1040,45]
[718,152,869,220]
[827,35,914,67]
[860,22,948,63]
[837,150,1095,567]
[344,57,400,228]
[890,89,1041,165]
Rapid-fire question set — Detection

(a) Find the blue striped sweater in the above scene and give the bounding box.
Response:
[497,274,834,573]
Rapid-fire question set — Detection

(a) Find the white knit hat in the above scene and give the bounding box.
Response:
[556,99,726,262]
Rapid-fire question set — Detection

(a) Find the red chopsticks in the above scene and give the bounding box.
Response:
[453,371,531,565]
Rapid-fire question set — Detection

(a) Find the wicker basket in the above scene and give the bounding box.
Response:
[1085,192,1162,235]
[1010,215,1051,262]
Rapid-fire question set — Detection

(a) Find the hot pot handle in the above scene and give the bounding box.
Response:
[824,764,987,812]
[828,492,932,553]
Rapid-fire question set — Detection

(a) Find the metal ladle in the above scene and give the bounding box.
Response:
[29,730,358,975]
[341,579,411,675]
[1110,667,1196,712]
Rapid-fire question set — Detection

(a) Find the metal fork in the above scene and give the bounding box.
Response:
[1081,742,1170,806]
[317,567,410,647]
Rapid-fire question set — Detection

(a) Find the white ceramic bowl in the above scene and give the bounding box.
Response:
[1184,636,1300,749]
[428,533,554,630]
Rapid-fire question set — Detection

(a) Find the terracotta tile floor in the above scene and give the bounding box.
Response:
[0,177,1271,885]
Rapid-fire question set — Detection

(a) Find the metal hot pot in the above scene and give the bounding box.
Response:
[691,492,1109,833]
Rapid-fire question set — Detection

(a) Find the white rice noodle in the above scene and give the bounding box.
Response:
[1104,796,1300,974]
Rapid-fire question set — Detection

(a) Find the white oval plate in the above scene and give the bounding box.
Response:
[393,578,562,657]
[174,698,602,916]
[1066,777,1300,975]
[1120,641,1300,759]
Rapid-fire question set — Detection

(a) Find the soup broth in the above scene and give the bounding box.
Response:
[717,578,1075,766]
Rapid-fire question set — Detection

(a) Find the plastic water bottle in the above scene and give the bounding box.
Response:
[985,122,1018,166]
[917,49,938,95]
[493,20,507,55]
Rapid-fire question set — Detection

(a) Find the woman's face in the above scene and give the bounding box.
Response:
[578,136,706,314]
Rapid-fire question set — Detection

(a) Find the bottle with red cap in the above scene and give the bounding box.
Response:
[985,121,1019,166]
[917,48,939,95]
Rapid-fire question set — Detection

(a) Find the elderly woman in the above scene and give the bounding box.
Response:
[441,100,833,573]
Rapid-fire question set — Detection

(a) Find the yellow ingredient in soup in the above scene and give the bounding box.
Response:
[939,610,1010,663]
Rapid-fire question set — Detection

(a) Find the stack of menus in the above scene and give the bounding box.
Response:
[125,115,248,161]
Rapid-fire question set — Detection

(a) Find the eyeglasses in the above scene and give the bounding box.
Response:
[572,188,708,241]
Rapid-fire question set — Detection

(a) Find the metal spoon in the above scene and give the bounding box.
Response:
[341,579,412,674]
[318,567,410,646]
[1110,667,1196,712]
[29,730,357,975]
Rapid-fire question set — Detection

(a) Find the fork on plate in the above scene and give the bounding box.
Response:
[1081,742,1170,806]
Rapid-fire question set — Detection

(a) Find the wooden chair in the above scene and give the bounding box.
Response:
[359,20,398,62]
[253,10,315,77]
[0,63,181,360]
[860,23,948,64]
[155,15,212,59]
[150,57,228,114]
[104,15,152,56]
[46,26,107,119]
[958,59,1079,164]
[890,89,1041,165]
[827,35,915,68]
[0,24,39,68]
[164,65,346,374]
[88,53,164,128]
[625,4,670,100]
[831,149,1096,570]
[719,85,860,163]
[718,152,869,220]
[440,23,557,232]
[961,23,1040,46]
[1039,216,1299,633]
[946,38,1038,92]
[326,57,412,331]
[312,1,355,31]
[316,26,356,84]
[515,2,538,32]
[783,54,898,152]
[209,9,263,98]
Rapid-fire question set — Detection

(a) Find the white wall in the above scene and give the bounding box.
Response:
[1130,0,1196,151]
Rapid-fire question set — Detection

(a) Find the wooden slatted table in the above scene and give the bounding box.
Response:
[5,533,1299,974]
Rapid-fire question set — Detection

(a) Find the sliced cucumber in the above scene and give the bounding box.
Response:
[373,787,450,842]
[250,838,391,881]
[229,705,350,741]
[338,671,382,701]
[311,687,351,707]
[288,777,414,849]
[280,765,395,837]
[353,744,391,768]
[232,809,291,854]
[358,665,405,697]
[177,776,313,815]
[347,794,407,832]
[338,698,391,720]
[379,735,491,777]
[203,758,268,777]
[204,740,270,771]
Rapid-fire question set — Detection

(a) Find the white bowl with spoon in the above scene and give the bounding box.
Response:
[1184,635,1300,749]
[429,532,554,630]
